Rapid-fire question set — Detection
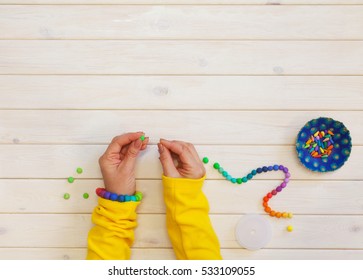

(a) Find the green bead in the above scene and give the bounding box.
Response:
[140,135,145,141]
[247,174,253,180]
[236,178,242,184]
[67,177,74,183]
[251,170,257,175]
[202,157,209,164]
[83,193,89,199]
[63,193,70,200]
[213,163,220,169]
[76,167,83,174]
[242,177,248,183]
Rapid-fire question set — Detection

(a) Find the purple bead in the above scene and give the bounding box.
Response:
[279,165,284,170]
[283,167,289,173]
[281,182,287,188]
[272,190,277,195]
[284,178,290,183]
[285,172,291,178]
[104,191,111,200]
[276,187,282,192]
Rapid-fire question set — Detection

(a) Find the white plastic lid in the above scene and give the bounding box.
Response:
[235,214,272,251]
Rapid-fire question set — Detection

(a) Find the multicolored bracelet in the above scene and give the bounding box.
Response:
[95,188,142,202]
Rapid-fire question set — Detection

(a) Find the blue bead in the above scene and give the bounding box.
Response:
[110,193,118,201]
[251,170,257,175]
[130,196,136,201]
[218,168,224,174]
[226,175,232,181]
[268,166,273,171]
[262,166,268,172]
[222,171,228,177]
[125,196,131,202]
[104,192,111,200]
[257,168,263,174]
[273,165,279,171]
[118,195,125,202]
[242,177,248,183]
[231,178,237,183]
[247,174,253,180]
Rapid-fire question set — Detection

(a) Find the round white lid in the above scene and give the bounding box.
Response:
[235,214,272,251]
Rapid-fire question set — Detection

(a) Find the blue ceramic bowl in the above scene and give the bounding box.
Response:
[296,117,352,172]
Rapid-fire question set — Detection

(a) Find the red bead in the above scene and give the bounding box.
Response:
[96,188,103,196]
[272,190,277,195]
[267,193,272,198]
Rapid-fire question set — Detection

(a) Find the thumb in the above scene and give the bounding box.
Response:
[158,143,179,178]
[123,139,142,169]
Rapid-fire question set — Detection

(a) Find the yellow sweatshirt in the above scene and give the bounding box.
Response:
[87,176,222,260]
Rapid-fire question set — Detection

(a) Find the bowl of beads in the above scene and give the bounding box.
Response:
[296,117,352,172]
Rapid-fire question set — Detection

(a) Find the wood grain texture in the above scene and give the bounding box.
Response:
[1,248,362,260]
[1,6,363,39]
[1,179,362,214]
[0,145,360,180]
[1,76,363,110]
[1,41,363,74]
[0,110,360,144]
[0,214,362,249]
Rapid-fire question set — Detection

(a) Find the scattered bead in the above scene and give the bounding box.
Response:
[63,193,70,200]
[287,225,293,232]
[140,135,145,141]
[288,213,293,218]
[202,157,209,164]
[67,177,74,183]
[76,167,83,174]
[83,193,89,199]
[213,163,220,169]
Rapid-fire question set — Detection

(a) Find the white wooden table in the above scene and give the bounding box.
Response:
[0,0,362,260]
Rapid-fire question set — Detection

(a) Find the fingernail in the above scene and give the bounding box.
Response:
[135,139,142,148]
[158,143,164,153]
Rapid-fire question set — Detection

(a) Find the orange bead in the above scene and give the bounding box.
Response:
[263,196,269,202]
[264,207,271,213]
[282,212,288,218]
[276,212,282,218]
[269,211,276,217]
[263,202,268,207]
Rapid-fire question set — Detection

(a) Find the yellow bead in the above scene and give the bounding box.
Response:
[287,225,293,232]
[282,212,288,218]
[288,212,293,218]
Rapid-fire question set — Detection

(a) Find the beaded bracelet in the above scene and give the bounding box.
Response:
[95,188,142,203]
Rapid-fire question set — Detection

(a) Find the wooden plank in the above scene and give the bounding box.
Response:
[1,76,363,110]
[0,145,361,180]
[2,1,363,5]
[1,179,362,215]
[0,110,360,144]
[1,41,363,74]
[2,6,363,39]
[0,248,362,260]
[0,214,362,248]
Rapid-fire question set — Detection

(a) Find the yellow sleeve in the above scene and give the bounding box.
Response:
[162,175,222,260]
[86,197,140,260]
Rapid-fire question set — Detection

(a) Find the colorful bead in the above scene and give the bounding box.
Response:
[83,193,89,199]
[76,167,83,174]
[140,135,145,141]
[110,193,118,201]
[202,157,209,164]
[67,177,74,183]
[236,178,242,184]
[287,225,293,232]
[63,193,70,200]
[213,163,220,169]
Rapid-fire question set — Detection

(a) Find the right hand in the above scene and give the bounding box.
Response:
[157,139,206,179]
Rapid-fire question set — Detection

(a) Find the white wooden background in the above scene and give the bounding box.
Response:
[0,0,363,260]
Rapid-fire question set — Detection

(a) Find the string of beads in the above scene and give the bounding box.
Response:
[203,158,293,219]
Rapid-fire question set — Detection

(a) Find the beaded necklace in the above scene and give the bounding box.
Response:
[202,158,293,219]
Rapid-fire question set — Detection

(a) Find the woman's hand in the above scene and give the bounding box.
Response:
[99,132,149,195]
[157,139,205,179]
